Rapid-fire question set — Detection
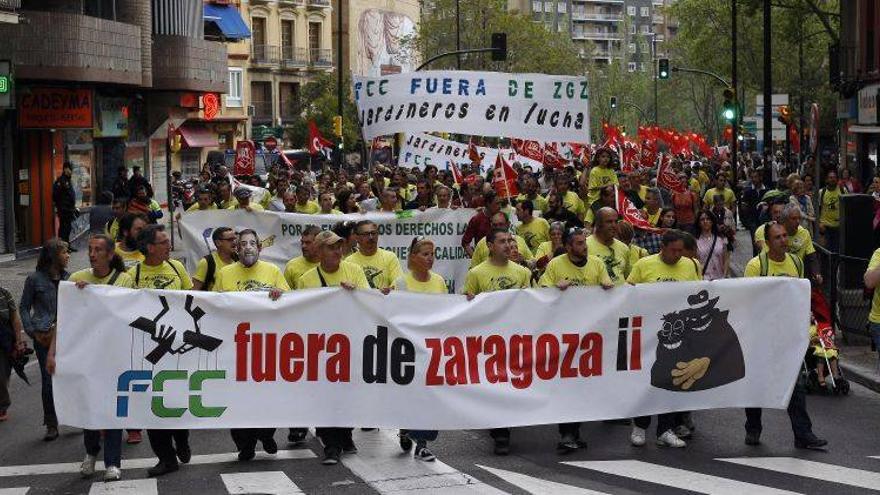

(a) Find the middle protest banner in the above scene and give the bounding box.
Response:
[399,132,543,173]
[54,278,810,430]
[179,208,473,293]
[353,71,591,143]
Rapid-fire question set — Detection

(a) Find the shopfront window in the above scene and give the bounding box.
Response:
[63,130,94,208]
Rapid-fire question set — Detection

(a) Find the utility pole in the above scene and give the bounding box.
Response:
[762,0,772,157]
[336,0,343,168]
[456,0,461,69]
[798,16,805,165]
[731,0,738,175]
[653,34,658,125]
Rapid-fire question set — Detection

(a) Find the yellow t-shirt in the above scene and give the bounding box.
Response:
[644,208,661,227]
[69,269,134,288]
[638,185,648,203]
[463,261,532,295]
[193,252,233,291]
[515,217,551,252]
[627,243,648,269]
[697,170,710,189]
[396,271,448,294]
[703,187,736,209]
[470,235,534,268]
[516,194,549,213]
[689,177,701,195]
[213,260,289,292]
[627,254,701,283]
[127,259,193,290]
[756,225,816,261]
[298,260,370,289]
[561,190,586,219]
[868,248,880,323]
[115,243,145,268]
[186,203,217,212]
[587,166,619,204]
[219,198,238,209]
[534,241,561,261]
[284,256,319,289]
[585,235,630,285]
[295,200,320,214]
[346,248,402,290]
[819,187,841,228]
[105,219,120,241]
[227,203,264,211]
[744,253,803,278]
[538,254,612,287]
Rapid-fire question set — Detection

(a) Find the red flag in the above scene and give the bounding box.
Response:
[511,138,545,163]
[618,140,640,174]
[789,125,801,154]
[615,186,662,233]
[468,138,483,165]
[308,120,334,158]
[657,154,687,194]
[233,140,256,176]
[492,154,519,199]
[450,161,464,186]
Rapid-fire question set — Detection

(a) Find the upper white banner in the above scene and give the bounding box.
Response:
[399,133,544,173]
[353,71,591,143]
[54,278,809,430]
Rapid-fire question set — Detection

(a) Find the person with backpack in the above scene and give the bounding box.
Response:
[192,227,237,291]
[818,170,845,254]
[49,234,133,482]
[127,224,193,477]
[742,222,827,450]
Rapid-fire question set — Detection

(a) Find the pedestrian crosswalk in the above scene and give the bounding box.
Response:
[4,449,880,494]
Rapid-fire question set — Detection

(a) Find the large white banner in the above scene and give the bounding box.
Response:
[54,278,810,430]
[353,71,591,143]
[179,209,473,293]
[399,133,543,173]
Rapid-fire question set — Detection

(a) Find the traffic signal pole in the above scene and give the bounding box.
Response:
[731,0,738,176]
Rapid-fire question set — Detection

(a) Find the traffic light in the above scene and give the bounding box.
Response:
[610,96,617,110]
[721,88,735,122]
[332,115,343,137]
[658,59,670,79]
[491,33,507,62]
[777,105,791,126]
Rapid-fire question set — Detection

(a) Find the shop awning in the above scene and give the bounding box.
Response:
[849,125,880,134]
[204,4,251,41]
[178,124,217,148]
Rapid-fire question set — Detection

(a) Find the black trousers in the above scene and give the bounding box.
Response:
[58,211,75,243]
[231,428,275,451]
[745,383,814,441]
[558,422,581,439]
[489,428,510,441]
[633,413,677,437]
[147,429,189,465]
[315,427,353,452]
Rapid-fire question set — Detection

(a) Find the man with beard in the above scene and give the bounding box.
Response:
[115,214,147,268]
[470,212,534,268]
[268,176,291,212]
[347,220,401,292]
[105,196,129,241]
[463,229,532,455]
[298,231,369,465]
[586,208,630,285]
[514,200,550,252]
[127,225,193,477]
[216,182,238,210]
[539,228,612,454]
[213,229,286,460]
[186,188,217,213]
[405,179,435,210]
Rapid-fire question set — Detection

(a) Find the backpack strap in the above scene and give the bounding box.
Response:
[202,254,217,291]
[759,251,769,277]
[107,270,122,286]
[134,263,141,286]
[316,267,329,288]
[789,253,804,278]
[166,260,182,282]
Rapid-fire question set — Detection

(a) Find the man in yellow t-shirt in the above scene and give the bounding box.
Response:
[863,247,880,354]
[284,225,321,289]
[214,228,286,462]
[192,227,236,291]
[753,202,785,253]
[702,175,736,211]
[586,208,630,285]
[185,189,217,213]
[298,230,368,466]
[106,197,128,241]
[293,186,320,214]
[347,220,402,291]
[818,170,842,253]
[742,222,826,450]
[627,230,700,450]
[228,188,264,212]
[515,200,550,252]
[471,212,534,268]
[115,213,147,268]
[318,191,342,215]
[586,148,618,205]
[463,228,531,456]
[556,176,586,220]
[216,182,238,210]
[516,176,548,213]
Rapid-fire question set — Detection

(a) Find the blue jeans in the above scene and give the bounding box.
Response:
[869,322,880,352]
[84,430,122,468]
[34,340,57,427]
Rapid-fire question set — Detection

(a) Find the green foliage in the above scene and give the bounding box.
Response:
[285,73,362,150]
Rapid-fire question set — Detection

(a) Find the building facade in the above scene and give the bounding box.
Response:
[0,0,229,255]
[331,0,419,78]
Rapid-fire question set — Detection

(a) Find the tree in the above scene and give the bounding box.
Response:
[285,73,362,152]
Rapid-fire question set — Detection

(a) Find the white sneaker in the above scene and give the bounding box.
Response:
[657,429,687,448]
[80,455,97,478]
[674,424,692,439]
[630,426,646,447]
[103,466,122,482]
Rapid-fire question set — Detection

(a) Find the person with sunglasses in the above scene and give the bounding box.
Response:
[192,227,237,291]
[394,236,448,462]
[348,220,402,293]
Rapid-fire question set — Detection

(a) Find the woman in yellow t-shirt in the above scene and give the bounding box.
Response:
[394,236,446,462]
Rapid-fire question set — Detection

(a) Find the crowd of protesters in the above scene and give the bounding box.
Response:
[4,144,873,483]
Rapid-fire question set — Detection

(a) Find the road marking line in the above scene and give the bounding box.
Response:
[88,479,157,495]
[0,449,316,478]
[564,460,802,495]
[476,464,610,494]
[340,429,509,493]
[719,457,880,491]
[0,488,30,495]
[221,471,303,495]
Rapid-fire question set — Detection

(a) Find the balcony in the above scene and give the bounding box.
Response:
[572,12,623,22]
[251,101,273,124]
[152,35,228,92]
[307,0,330,8]
[310,48,333,67]
[653,14,664,23]
[573,31,622,40]
[252,44,280,66]
[0,10,143,85]
[573,0,623,3]
[281,46,308,69]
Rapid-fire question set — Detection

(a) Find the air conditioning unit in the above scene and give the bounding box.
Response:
[247,105,255,117]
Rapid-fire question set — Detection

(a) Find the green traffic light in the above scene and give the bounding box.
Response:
[722,108,735,120]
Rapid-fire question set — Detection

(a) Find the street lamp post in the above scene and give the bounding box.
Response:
[652,33,658,125]
[731,0,738,177]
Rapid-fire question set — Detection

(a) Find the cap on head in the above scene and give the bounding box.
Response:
[233,187,252,199]
[314,230,344,247]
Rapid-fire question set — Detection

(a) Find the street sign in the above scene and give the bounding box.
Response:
[264,136,278,151]
[0,60,12,108]
[252,125,283,141]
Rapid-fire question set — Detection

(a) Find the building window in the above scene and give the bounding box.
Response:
[252,17,267,46]
[628,42,636,53]
[627,5,636,16]
[309,21,322,63]
[557,2,566,13]
[226,68,243,107]
[641,24,651,34]
[280,83,300,120]
[628,62,637,72]
[544,1,552,13]
[281,19,296,60]
[251,81,273,121]
[630,24,636,34]
[641,7,649,17]
[532,0,542,12]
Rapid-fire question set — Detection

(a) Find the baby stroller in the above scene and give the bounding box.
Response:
[802,288,850,395]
